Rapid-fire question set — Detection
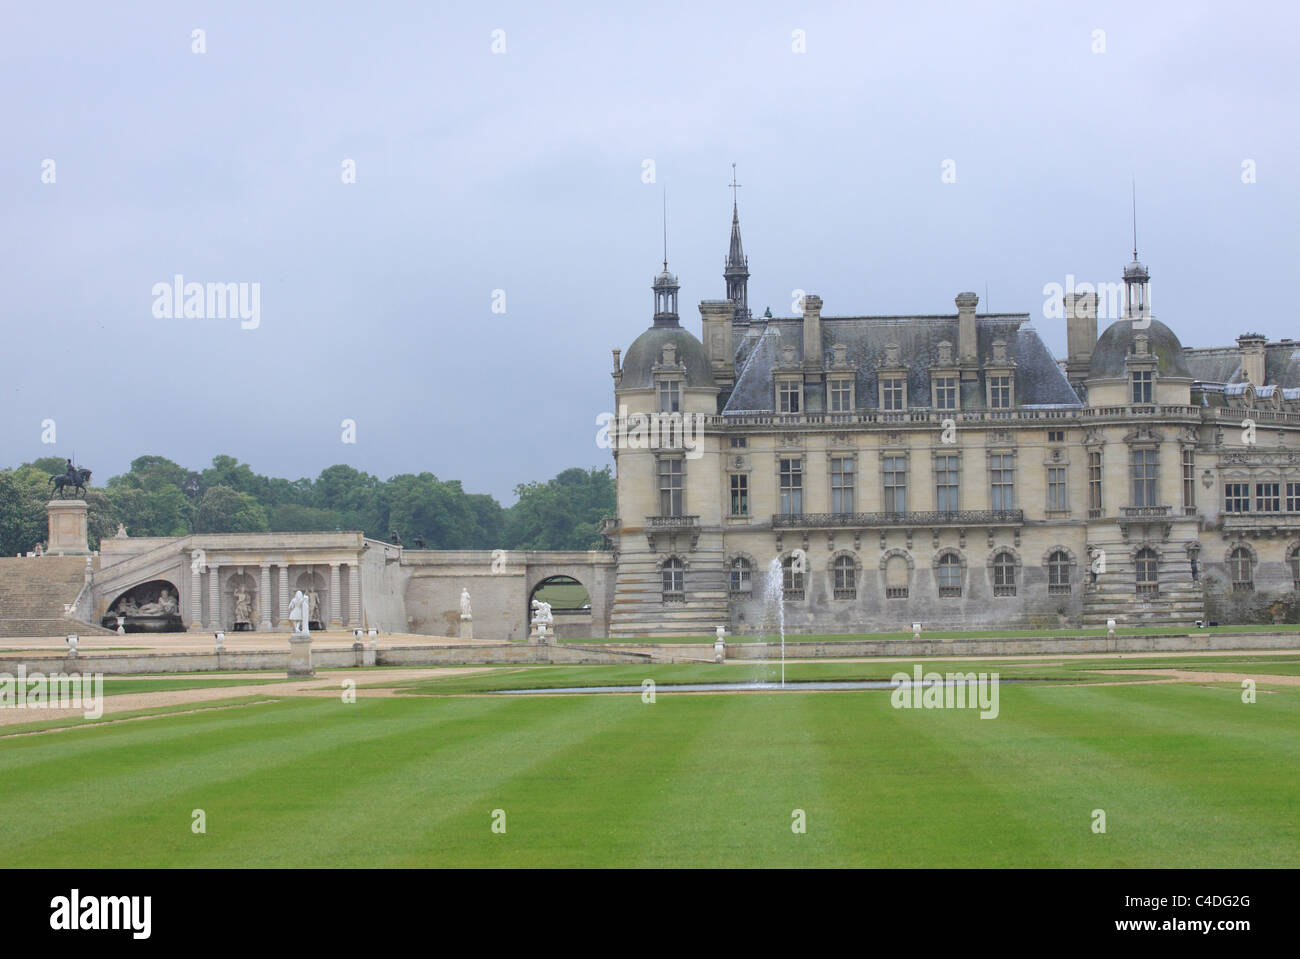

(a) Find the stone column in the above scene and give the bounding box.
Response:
[207,565,220,629]
[348,564,361,626]
[278,563,291,630]
[189,561,203,630]
[259,564,273,631]
[329,563,342,627]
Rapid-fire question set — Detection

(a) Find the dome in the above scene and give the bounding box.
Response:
[653,269,678,288]
[620,325,716,390]
[1088,318,1191,379]
[1123,258,1149,279]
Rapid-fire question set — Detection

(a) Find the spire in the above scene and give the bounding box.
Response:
[724,163,750,322]
[1123,181,1150,319]
[653,189,680,327]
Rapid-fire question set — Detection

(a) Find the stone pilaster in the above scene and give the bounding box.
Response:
[348,564,361,625]
[329,563,342,626]
[189,561,203,630]
[207,565,220,628]
[278,563,290,629]
[259,564,273,631]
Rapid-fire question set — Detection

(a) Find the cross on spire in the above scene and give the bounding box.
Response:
[730,163,742,209]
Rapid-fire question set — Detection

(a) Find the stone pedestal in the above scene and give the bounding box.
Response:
[460,614,473,640]
[46,500,90,555]
[288,635,314,677]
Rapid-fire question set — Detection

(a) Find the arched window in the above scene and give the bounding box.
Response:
[1289,547,1300,591]
[1048,551,1072,594]
[729,557,752,596]
[1135,548,1159,596]
[1229,547,1254,593]
[662,558,685,601]
[833,555,857,600]
[884,554,909,599]
[992,552,1016,597]
[782,555,805,600]
[937,553,962,597]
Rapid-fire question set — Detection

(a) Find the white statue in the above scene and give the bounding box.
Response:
[530,598,553,625]
[288,589,310,636]
[460,588,472,619]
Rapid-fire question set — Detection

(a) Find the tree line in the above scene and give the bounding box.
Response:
[0,455,614,556]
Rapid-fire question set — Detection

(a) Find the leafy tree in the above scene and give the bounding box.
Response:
[195,484,270,533]
[505,466,614,550]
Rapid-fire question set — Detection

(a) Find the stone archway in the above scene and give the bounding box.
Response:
[295,569,328,631]
[527,575,591,633]
[102,578,184,633]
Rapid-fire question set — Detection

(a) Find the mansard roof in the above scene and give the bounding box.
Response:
[724,313,1081,414]
[1182,339,1300,388]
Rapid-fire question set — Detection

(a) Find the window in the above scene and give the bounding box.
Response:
[1048,550,1071,594]
[1256,482,1280,512]
[1289,548,1300,589]
[937,553,962,597]
[992,553,1016,597]
[833,555,857,600]
[729,474,748,517]
[831,457,855,513]
[1136,548,1159,596]
[730,437,747,449]
[1048,430,1065,443]
[778,380,801,413]
[782,555,804,600]
[1182,448,1196,512]
[882,455,907,513]
[881,376,905,411]
[990,454,1015,511]
[1287,483,1300,512]
[658,379,681,413]
[661,558,684,600]
[934,455,960,513]
[1131,369,1154,404]
[779,458,803,516]
[1047,467,1067,512]
[1229,547,1253,593]
[729,557,752,595]
[829,378,853,413]
[884,554,909,598]
[934,376,958,411]
[988,375,1012,409]
[1130,449,1157,507]
[658,458,683,516]
[1088,450,1103,517]
[1224,483,1251,513]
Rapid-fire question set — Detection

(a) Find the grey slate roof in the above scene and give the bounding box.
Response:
[619,324,716,390]
[1088,318,1192,379]
[724,314,1081,413]
[1182,341,1300,388]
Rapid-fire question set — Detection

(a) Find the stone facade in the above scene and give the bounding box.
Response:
[605,222,1300,637]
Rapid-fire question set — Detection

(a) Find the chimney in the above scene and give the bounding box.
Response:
[1064,291,1098,393]
[801,294,823,372]
[956,291,979,367]
[1237,333,1267,387]
[611,348,622,388]
[699,299,735,388]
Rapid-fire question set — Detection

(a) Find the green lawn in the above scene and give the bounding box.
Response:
[1,657,1296,867]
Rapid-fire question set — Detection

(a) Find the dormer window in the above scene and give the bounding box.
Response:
[658,378,681,413]
[988,375,1013,409]
[880,376,906,411]
[1132,369,1153,404]
[933,375,958,411]
[777,378,802,413]
[828,375,854,413]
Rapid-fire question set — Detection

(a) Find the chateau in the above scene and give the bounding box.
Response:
[604,200,1300,636]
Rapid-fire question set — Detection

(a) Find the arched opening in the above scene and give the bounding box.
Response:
[529,575,591,621]
[295,570,327,631]
[103,579,184,633]
[1228,547,1254,593]
[1136,548,1159,596]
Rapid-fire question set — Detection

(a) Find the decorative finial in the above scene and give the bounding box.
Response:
[730,162,742,211]
[1131,177,1138,261]
[662,190,668,271]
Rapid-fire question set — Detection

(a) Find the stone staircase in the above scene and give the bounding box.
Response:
[1081,564,1204,628]
[608,541,730,638]
[0,557,117,637]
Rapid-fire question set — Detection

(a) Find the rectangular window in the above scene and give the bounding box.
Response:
[934,455,959,513]
[658,379,680,413]
[729,437,747,449]
[729,474,748,517]
[881,377,905,411]
[1256,482,1281,512]
[1047,466,1067,512]
[778,380,801,413]
[1088,451,1103,517]
[990,453,1015,511]
[1132,370,1154,404]
[934,376,958,411]
[1287,482,1300,512]
[989,375,1012,409]
[1130,448,1157,507]
[1224,482,1250,513]
[1048,430,1065,443]
[830,457,855,514]
[882,455,907,513]
[779,458,803,516]
[1182,448,1196,512]
[658,458,683,516]
[829,378,853,413]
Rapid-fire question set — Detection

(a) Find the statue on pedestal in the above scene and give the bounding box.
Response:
[460,588,472,619]
[233,585,254,629]
[288,590,310,636]
[49,460,92,499]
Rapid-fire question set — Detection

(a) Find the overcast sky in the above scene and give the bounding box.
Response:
[3,1,1297,502]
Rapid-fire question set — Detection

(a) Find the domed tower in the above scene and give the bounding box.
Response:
[606,260,726,638]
